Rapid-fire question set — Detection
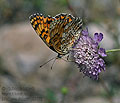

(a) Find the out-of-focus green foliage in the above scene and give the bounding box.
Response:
[56,0,67,6]
[61,87,68,95]
[0,0,44,25]
[46,88,57,103]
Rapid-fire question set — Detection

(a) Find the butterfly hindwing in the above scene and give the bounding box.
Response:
[49,13,83,55]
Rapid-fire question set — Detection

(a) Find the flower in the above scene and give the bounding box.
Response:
[71,28,107,80]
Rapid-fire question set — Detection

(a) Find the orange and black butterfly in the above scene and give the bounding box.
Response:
[29,13,83,58]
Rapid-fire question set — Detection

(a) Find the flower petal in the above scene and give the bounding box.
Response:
[82,28,89,36]
[99,33,103,42]
[94,33,103,43]
[98,48,107,57]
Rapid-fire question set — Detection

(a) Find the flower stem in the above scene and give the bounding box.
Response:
[106,49,120,53]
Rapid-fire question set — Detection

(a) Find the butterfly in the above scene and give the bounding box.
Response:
[29,13,83,58]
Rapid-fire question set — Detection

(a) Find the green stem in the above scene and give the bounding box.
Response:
[106,49,120,53]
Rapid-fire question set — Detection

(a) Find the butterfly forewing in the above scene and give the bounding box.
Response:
[29,13,57,52]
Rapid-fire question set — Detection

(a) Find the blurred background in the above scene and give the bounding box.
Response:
[0,0,120,103]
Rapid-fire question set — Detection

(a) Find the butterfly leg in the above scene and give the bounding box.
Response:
[60,54,74,62]
[66,55,74,62]
[51,57,57,69]
[67,55,69,61]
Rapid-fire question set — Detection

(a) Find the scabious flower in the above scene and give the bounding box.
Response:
[72,28,107,80]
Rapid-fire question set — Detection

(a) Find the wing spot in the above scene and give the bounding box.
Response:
[41,29,45,34]
[46,30,48,33]
[44,34,48,40]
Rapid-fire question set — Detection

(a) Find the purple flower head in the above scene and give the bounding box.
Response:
[94,33,103,43]
[98,48,107,57]
[72,28,107,80]
[82,27,89,36]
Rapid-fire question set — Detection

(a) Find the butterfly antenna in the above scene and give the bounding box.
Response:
[40,56,57,68]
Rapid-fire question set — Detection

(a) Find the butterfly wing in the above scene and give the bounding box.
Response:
[49,13,83,55]
[29,13,83,56]
[29,13,56,52]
